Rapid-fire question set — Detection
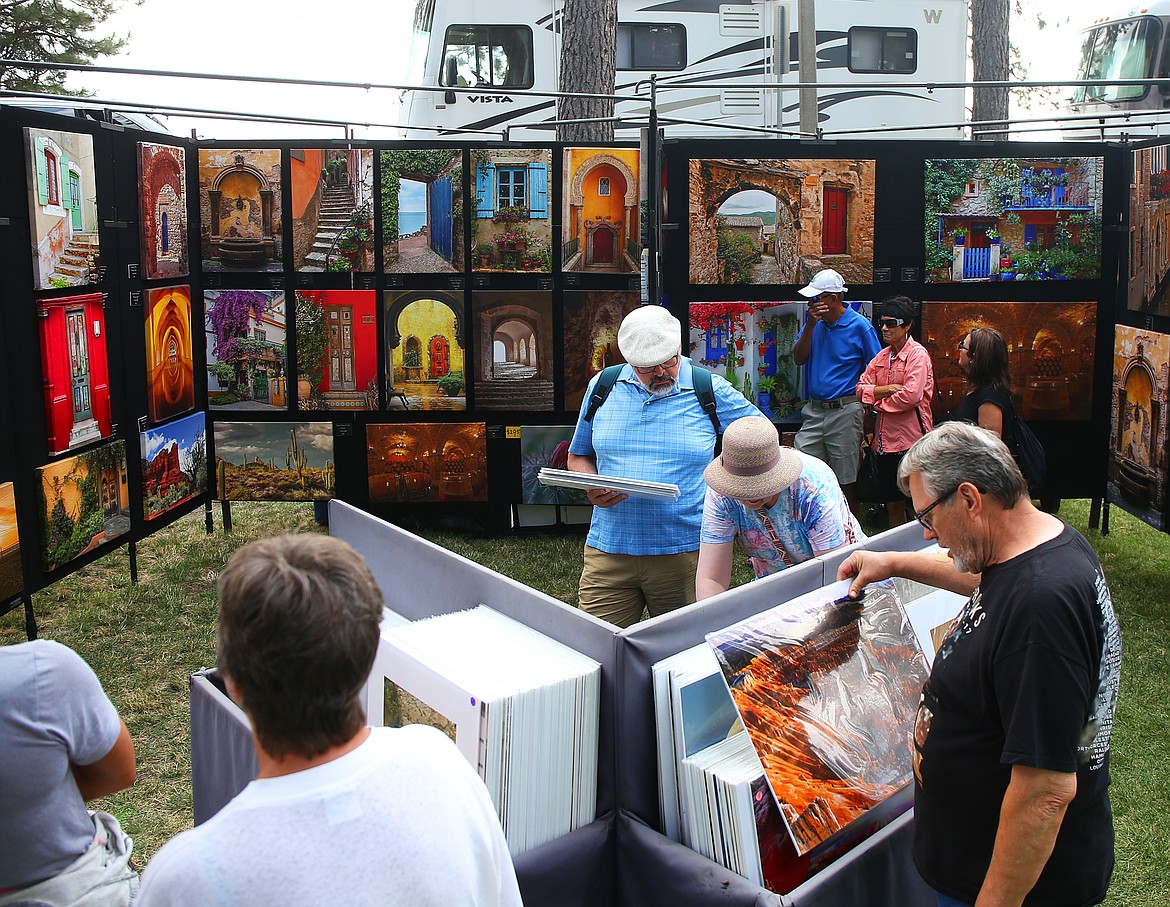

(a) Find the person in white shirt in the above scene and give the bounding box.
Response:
[137,534,522,907]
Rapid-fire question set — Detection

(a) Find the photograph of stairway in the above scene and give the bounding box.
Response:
[292,149,374,273]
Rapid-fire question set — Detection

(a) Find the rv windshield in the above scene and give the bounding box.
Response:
[439,26,534,89]
[1074,16,1162,103]
[408,0,435,86]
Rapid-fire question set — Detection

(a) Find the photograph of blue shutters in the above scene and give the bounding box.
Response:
[475,159,549,218]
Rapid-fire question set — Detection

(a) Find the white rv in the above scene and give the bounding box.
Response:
[403,0,969,140]
[1066,2,1170,139]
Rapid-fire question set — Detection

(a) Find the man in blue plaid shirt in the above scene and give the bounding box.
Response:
[567,306,762,627]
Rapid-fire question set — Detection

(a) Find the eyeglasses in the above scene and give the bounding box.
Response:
[957,340,968,352]
[879,318,905,328]
[632,355,680,376]
[914,487,958,532]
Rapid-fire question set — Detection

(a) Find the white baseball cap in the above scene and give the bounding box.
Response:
[798,269,848,297]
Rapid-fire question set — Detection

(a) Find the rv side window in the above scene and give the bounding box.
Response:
[617,23,686,70]
[848,27,917,74]
[440,25,534,89]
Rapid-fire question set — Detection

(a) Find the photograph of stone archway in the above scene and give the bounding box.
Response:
[562,148,640,273]
[384,290,466,411]
[472,291,554,410]
[688,158,875,286]
[198,148,283,272]
[1108,325,1169,531]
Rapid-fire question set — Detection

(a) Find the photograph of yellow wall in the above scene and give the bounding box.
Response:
[198,148,283,271]
[562,148,640,273]
[145,285,195,423]
[1108,325,1169,531]
[37,441,130,573]
[384,291,466,411]
[1,482,22,601]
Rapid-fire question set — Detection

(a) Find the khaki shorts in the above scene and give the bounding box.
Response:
[795,400,865,485]
[578,546,699,628]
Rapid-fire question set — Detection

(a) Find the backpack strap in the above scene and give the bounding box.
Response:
[583,365,624,423]
[691,366,721,436]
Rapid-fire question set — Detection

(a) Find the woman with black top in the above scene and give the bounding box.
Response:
[952,326,1016,451]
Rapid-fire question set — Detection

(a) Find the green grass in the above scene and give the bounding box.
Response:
[1,499,1166,904]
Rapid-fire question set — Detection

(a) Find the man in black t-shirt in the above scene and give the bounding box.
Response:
[837,421,1120,907]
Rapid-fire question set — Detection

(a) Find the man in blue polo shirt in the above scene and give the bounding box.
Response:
[567,305,761,627]
[793,268,882,514]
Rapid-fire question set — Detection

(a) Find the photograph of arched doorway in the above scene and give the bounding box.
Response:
[198,147,283,272]
[138,141,188,279]
[384,290,466,411]
[472,291,554,410]
[562,148,640,273]
[1108,325,1169,530]
[145,285,195,423]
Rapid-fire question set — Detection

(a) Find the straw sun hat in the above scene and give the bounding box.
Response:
[703,417,802,501]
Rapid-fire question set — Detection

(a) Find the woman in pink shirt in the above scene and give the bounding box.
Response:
[856,296,935,526]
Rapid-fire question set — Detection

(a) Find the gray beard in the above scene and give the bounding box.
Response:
[649,377,676,397]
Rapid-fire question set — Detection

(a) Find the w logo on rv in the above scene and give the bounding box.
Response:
[923,8,943,23]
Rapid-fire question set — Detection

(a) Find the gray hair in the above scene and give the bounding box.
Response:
[897,421,1028,507]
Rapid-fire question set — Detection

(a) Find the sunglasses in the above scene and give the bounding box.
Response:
[957,340,969,351]
[879,318,906,328]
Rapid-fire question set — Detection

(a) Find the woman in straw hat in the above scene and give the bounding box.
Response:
[696,416,863,599]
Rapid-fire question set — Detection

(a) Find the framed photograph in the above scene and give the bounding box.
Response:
[25,127,102,290]
[1127,146,1170,316]
[562,147,640,272]
[138,142,188,279]
[382,149,462,273]
[38,293,113,455]
[291,148,374,272]
[198,148,283,272]
[521,426,586,506]
[204,289,287,411]
[472,291,554,410]
[384,290,466,411]
[562,290,639,412]
[145,285,196,423]
[367,422,487,503]
[293,290,378,410]
[471,148,552,273]
[37,441,130,573]
[1,482,22,601]
[688,158,876,286]
[213,421,334,502]
[140,412,208,520]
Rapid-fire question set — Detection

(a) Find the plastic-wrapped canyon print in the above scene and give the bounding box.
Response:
[367,423,487,504]
[520,426,586,506]
[213,421,334,502]
[472,291,554,410]
[1127,145,1170,316]
[140,412,208,521]
[145,285,196,424]
[382,149,462,274]
[471,149,552,273]
[294,290,378,411]
[1,482,21,601]
[25,128,101,290]
[688,158,876,286]
[198,148,283,272]
[1108,325,1169,532]
[138,142,188,279]
[924,157,1103,283]
[205,289,287,411]
[706,582,928,856]
[384,291,465,412]
[562,148,640,273]
[562,290,640,412]
[291,148,374,272]
[37,440,130,573]
[38,293,113,456]
[921,301,1097,421]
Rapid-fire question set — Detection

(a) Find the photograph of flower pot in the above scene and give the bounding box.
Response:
[924,157,1103,283]
[562,290,640,411]
[198,148,283,272]
[1127,146,1170,316]
[561,147,640,273]
[294,290,377,410]
[688,157,876,285]
[290,148,374,272]
[204,289,287,411]
[472,291,554,409]
[471,149,552,272]
[138,141,188,280]
[214,421,334,502]
[921,301,1097,421]
[367,423,487,503]
[1108,325,1169,532]
[382,149,462,274]
[384,290,466,412]
[25,127,102,290]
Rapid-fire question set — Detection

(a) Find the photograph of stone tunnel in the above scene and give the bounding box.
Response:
[144,285,195,424]
[25,127,102,290]
[688,158,875,286]
[384,290,466,412]
[1108,324,1169,532]
[920,301,1097,423]
[198,148,283,272]
[473,291,554,411]
[382,149,462,274]
[291,148,374,272]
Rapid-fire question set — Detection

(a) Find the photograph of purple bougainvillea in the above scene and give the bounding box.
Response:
[204,289,287,411]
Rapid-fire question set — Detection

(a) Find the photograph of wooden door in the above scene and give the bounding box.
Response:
[327,305,355,391]
[429,335,450,378]
[822,187,847,255]
[66,307,93,423]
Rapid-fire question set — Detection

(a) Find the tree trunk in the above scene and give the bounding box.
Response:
[557,0,618,142]
[972,0,1010,140]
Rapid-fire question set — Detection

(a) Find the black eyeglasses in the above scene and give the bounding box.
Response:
[632,355,680,376]
[914,487,958,531]
[957,340,968,351]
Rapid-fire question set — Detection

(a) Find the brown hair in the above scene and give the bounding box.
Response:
[216,534,384,760]
[965,326,1012,395]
